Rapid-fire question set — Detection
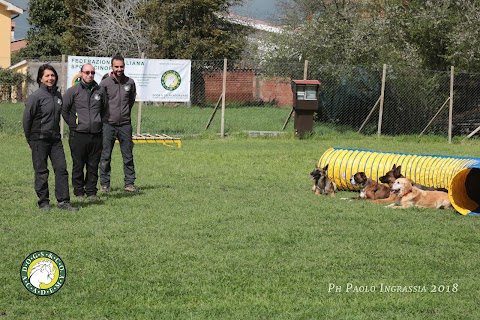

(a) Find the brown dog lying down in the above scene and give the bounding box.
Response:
[386,178,452,209]
[350,172,390,200]
[310,164,337,197]
[379,164,448,192]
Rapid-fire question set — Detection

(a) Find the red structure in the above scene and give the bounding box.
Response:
[203,70,292,106]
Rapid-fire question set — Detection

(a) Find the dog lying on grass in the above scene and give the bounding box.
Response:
[349,172,391,200]
[379,164,447,192]
[386,178,452,209]
[310,164,337,197]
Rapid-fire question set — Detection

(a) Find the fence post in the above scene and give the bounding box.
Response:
[303,60,308,80]
[377,64,387,137]
[136,52,145,136]
[448,66,454,143]
[221,58,227,138]
[60,54,66,139]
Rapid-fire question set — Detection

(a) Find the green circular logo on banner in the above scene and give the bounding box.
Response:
[72,74,82,86]
[20,251,66,296]
[161,70,181,91]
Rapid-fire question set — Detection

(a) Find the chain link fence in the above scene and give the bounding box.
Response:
[1,58,480,139]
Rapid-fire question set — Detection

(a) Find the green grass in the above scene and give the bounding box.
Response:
[1,132,480,319]
[0,102,294,136]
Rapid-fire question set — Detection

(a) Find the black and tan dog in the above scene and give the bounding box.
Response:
[350,172,391,200]
[379,164,447,192]
[310,164,337,197]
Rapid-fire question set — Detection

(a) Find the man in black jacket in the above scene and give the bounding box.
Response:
[62,64,108,200]
[99,54,138,193]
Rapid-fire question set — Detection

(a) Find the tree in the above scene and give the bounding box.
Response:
[0,68,28,101]
[445,0,480,71]
[78,0,150,57]
[271,0,420,67]
[137,0,248,60]
[272,0,480,72]
[22,0,68,58]
[63,0,91,55]
[136,0,248,106]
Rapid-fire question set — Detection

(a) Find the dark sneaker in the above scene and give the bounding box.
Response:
[100,185,110,193]
[124,185,139,192]
[75,194,87,201]
[39,204,50,211]
[87,195,98,201]
[57,201,79,211]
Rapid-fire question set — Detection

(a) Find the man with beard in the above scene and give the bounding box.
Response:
[99,54,138,193]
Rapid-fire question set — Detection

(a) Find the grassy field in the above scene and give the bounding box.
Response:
[0,103,294,136]
[1,128,480,319]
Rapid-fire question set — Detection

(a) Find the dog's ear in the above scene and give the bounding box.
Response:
[323,164,329,171]
[360,172,367,180]
[404,179,413,194]
[392,164,397,170]
[393,165,402,177]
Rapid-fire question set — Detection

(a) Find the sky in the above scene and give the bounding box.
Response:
[232,0,282,22]
[9,0,28,40]
[8,0,282,40]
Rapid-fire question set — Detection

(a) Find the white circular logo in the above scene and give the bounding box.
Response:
[161,70,181,91]
[20,251,66,296]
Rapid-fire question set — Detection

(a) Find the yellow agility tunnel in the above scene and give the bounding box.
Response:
[318,148,480,216]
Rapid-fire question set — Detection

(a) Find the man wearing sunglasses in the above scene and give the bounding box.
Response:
[62,64,108,201]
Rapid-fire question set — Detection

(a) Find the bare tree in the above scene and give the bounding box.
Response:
[80,0,149,57]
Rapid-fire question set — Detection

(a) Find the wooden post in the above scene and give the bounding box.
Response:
[448,66,454,143]
[205,94,223,130]
[221,58,227,138]
[60,54,66,139]
[303,60,308,80]
[377,64,387,137]
[418,97,450,137]
[136,52,145,136]
[464,125,480,140]
[358,96,381,133]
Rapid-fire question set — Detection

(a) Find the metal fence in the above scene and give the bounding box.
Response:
[2,58,480,139]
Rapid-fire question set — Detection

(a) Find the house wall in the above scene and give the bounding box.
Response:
[0,6,11,68]
[9,61,27,102]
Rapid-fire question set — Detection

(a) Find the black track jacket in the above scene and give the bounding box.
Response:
[100,73,136,125]
[62,80,108,134]
[23,84,63,141]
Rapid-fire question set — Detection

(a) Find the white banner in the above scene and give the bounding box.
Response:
[67,56,191,102]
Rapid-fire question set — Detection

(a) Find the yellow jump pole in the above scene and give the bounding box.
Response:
[318,148,480,215]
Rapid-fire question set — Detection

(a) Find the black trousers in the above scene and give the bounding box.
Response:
[28,139,70,207]
[69,131,103,196]
[100,123,135,186]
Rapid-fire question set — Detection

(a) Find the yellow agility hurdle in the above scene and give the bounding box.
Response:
[318,148,480,215]
[116,134,182,148]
